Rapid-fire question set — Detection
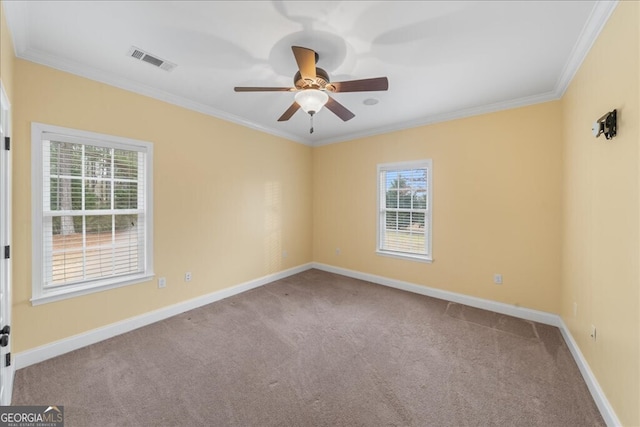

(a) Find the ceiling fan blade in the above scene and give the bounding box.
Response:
[292,46,317,81]
[330,77,389,92]
[277,102,301,122]
[325,96,355,122]
[234,87,293,92]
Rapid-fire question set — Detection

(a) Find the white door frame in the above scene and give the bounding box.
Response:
[0,80,13,406]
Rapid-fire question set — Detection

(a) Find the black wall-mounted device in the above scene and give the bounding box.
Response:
[592,109,617,140]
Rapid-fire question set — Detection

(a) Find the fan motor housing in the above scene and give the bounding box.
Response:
[294,67,330,90]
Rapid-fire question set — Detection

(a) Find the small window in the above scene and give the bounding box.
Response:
[31,123,154,305]
[377,160,432,262]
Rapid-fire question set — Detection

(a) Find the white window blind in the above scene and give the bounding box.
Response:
[32,124,153,304]
[377,160,432,261]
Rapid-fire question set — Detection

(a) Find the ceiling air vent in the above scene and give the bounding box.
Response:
[127,46,176,72]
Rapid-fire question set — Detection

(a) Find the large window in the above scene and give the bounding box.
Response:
[377,160,432,262]
[32,123,153,305]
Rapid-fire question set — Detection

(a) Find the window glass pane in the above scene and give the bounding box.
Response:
[115,213,138,231]
[114,150,138,180]
[84,145,112,179]
[114,248,139,275]
[413,190,427,209]
[378,162,431,259]
[385,189,399,208]
[49,141,82,177]
[84,215,114,281]
[51,215,78,236]
[383,230,426,254]
[52,216,60,234]
[114,216,141,275]
[71,179,83,210]
[49,178,82,211]
[82,215,140,279]
[385,171,399,190]
[51,249,84,285]
[115,181,138,209]
[36,124,152,300]
[412,211,425,227]
[50,219,83,286]
[385,211,398,230]
[399,211,412,229]
[398,192,412,209]
[85,215,112,235]
[49,178,60,210]
[84,179,112,210]
[397,170,412,186]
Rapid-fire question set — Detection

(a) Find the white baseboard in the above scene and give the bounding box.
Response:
[557,318,622,427]
[311,262,561,326]
[311,262,621,427]
[14,263,313,370]
[14,261,620,426]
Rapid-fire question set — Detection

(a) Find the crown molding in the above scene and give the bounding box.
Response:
[15,47,312,146]
[3,0,311,144]
[312,90,560,147]
[313,0,619,147]
[553,0,619,97]
[3,1,618,148]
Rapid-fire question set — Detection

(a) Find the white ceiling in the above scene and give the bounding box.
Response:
[3,1,617,145]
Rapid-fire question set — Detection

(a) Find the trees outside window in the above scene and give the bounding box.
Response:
[32,123,153,305]
[378,160,432,261]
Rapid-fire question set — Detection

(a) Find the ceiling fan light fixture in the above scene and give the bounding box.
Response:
[295,89,329,115]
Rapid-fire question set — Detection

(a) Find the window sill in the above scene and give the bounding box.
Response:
[31,272,154,306]
[376,250,433,263]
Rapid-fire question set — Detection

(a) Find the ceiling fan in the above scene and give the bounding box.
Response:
[234,46,389,133]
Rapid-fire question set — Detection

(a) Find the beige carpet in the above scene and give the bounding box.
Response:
[13,269,604,426]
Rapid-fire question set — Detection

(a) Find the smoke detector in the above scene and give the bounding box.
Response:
[127,46,176,72]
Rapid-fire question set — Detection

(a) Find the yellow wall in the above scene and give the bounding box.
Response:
[4,1,639,424]
[11,60,312,352]
[313,101,563,314]
[0,0,14,100]
[561,2,639,425]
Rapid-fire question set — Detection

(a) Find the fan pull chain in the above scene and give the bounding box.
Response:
[309,112,315,134]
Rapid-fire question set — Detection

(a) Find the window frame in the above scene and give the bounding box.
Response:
[31,122,154,305]
[376,159,433,263]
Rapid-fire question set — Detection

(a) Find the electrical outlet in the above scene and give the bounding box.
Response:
[158,277,166,289]
[493,274,503,285]
[282,250,288,259]
[336,248,341,255]
[185,272,192,282]
[590,325,597,341]
[573,302,578,317]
